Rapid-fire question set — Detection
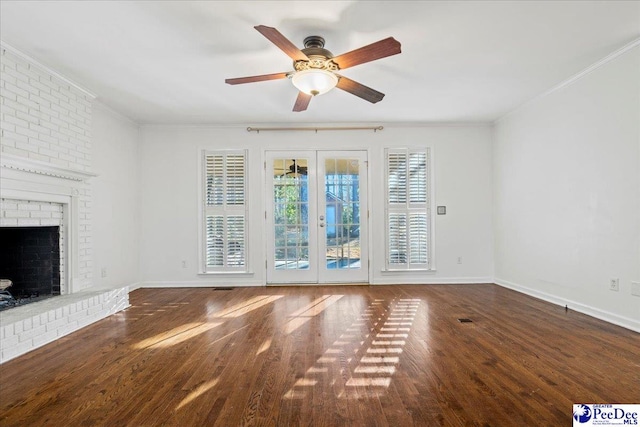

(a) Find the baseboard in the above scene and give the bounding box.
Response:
[139,280,264,288]
[372,277,494,285]
[495,278,640,334]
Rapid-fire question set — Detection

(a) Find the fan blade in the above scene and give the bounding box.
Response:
[255,25,309,62]
[332,37,401,69]
[336,76,385,103]
[293,92,312,112]
[225,72,289,85]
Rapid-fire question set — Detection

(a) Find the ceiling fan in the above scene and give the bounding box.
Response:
[274,159,308,177]
[225,25,401,112]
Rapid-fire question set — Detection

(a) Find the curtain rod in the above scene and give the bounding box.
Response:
[246,126,383,133]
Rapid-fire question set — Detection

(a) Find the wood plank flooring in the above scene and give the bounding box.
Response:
[1,284,638,426]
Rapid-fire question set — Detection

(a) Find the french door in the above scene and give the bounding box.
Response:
[266,150,368,284]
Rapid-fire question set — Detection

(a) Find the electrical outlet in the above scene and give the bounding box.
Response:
[457,257,462,265]
[631,281,640,297]
[609,278,619,292]
[101,268,107,278]
[181,260,187,269]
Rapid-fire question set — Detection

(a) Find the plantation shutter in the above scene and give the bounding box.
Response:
[204,151,247,271]
[385,149,430,270]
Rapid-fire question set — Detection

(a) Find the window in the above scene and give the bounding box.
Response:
[202,150,247,272]
[385,148,431,270]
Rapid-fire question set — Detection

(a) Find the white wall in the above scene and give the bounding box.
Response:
[493,46,640,331]
[138,125,494,286]
[91,103,140,289]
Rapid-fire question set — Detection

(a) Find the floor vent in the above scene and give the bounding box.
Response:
[457,318,473,323]
[213,287,235,291]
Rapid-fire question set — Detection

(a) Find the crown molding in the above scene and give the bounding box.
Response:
[0,40,96,99]
[496,37,640,124]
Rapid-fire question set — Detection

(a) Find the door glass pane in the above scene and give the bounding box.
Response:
[273,158,309,270]
[324,158,361,270]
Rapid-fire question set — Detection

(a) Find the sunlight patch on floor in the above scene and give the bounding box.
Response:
[175,378,219,410]
[256,338,272,356]
[283,295,344,334]
[283,297,421,400]
[212,295,284,318]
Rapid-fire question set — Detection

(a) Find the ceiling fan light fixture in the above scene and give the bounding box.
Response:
[291,69,338,96]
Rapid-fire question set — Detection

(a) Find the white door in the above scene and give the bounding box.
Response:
[266,151,368,284]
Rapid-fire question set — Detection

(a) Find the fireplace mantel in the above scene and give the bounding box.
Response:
[1,153,97,295]
[1,153,97,182]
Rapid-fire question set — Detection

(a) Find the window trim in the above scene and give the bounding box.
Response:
[383,147,435,272]
[198,149,249,274]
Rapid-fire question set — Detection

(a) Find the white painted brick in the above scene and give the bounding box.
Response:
[17,64,41,81]
[1,335,21,351]
[45,317,67,332]
[30,79,52,94]
[27,152,51,163]
[1,105,17,118]
[19,94,42,110]
[4,114,29,128]
[68,309,89,324]
[14,321,23,334]
[32,329,58,347]
[23,317,33,331]
[39,92,59,105]
[3,81,29,98]
[2,97,30,113]
[50,116,69,129]
[37,77,60,91]
[0,121,16,134]
[15,141,39,153]
[16,80,39,96]
[30,210,52,219]
[0,218,19,226]
[0,335,20,348]
[2,323,15,338]
[39,147,59,158]
[48,158,69,168]
[30,123,51,135]
[41,121,59,133]
[50,103,68,116]
[18,324,46,342]
[18,218,41,227]
[56,321,80,337]
[18,202,39,211]
[1,53,19,69]
[15,110,39,125]
[15,125,39,138]
[51,89,69,104]
[2,129,28,143]
[2,72,18,86]
[17,218,42,227]
[5,210,29,218]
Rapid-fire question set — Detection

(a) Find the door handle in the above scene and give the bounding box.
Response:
[319,215,325,220]
[319,223,325,227]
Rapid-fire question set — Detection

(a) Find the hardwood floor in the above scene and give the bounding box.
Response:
[1,284,638,426]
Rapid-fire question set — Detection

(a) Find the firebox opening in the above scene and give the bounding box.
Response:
[0,226,61,309]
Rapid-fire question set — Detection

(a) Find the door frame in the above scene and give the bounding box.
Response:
[264,149,370,285]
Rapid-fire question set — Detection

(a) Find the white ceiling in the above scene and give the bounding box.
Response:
[1,1,639,125]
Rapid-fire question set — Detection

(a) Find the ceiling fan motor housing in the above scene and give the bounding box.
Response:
[294,35,339,72]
